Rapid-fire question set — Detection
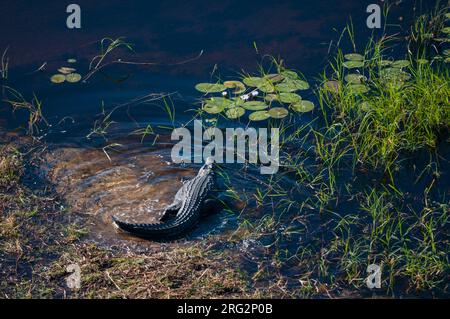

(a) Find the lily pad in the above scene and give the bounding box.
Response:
[243,77,264,87]
[65,73,82,83]
[195,83,227,93]
[380,68,411,82]
[397,72,412,81]
[50,74,66,83]
[392,60,410,68]
[202,103,225,114]
[275,79,309,92]
[416,58,429,64]
[225,107,245,119]
[205,97,235,108]
[348,84,369,94]
[279,92,302,104]
[256,80,275,93]
[323,80,341,93]
[265,74,285,83]
[344,53,364,61]
[441,27,450,34]
[264,94,278,102]
[58,67,76,74]
[380,67,403,74]
[243,77,274,92]
[378,60,393,67]
[249,111,271,121]
[290,100,314,113]
[232,97,246,106]
[281,70,299,79]
[345,74,367,84]
[268,107,289,119]
[224,81,246,94]
[343,60,365,69]
[242,101,269,111]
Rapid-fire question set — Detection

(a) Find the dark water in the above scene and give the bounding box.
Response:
[0,0,447,295]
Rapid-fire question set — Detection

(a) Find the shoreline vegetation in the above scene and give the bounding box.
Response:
[1,3,449,298]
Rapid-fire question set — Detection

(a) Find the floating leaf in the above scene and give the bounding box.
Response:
[243,77,274,92]
[58,67,76,74]
[445,13,450,19]
[279,92,302,103]
[265,94,278,102]
[392,60,410,68]
[344,53,364,61]
[232,97,246,106]
[257,80,275,93]
[225,107,245,119]
[195,83,227,93]
[281,70,299,79]
[268,107,289,119]
[67,59,77,63]
[380,68,411,82]
[202,103,224,114]
[275,79,309,92]
[348,84,369,94]
[323,80,341,93]
[249,111,271,121]
[378,60,393,67]
[265,74,285,83]
[380,67,403,74]
[243,77,264,87]
[224,81,246,94]
[442,27,450,34]
[50,74,66,83]
[66,73,82,83]
[397,72,411,81]
[345,74,367,84]
[343,60,365,69]
[416,58,429,64]
[291,100,314,113]
[205,97,235,108]
[242,101,268,111]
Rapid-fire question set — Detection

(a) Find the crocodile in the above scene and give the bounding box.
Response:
[112,157,217,239]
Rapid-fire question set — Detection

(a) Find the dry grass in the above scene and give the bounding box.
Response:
[43,244,253,299]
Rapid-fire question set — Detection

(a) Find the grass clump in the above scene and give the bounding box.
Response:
[317,36,450,177]
[0,146,23,189]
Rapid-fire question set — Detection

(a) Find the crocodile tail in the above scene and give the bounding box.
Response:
[112,216,146,234]
[112,215,179,238]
